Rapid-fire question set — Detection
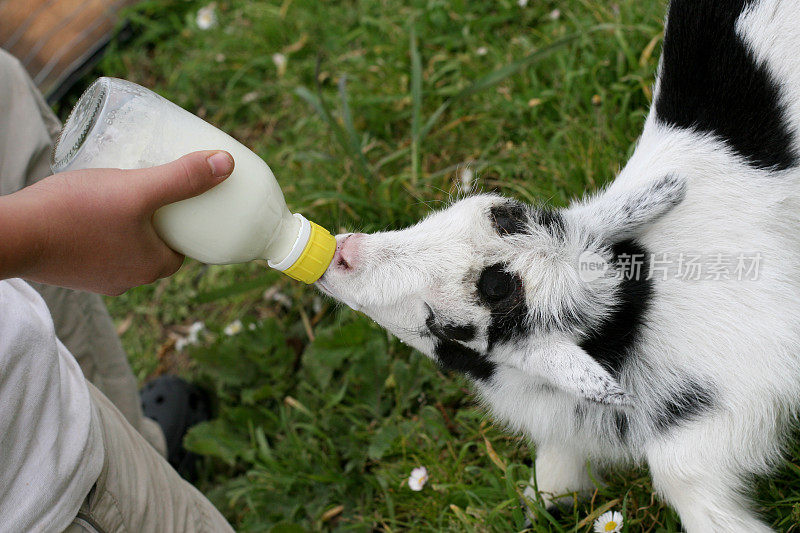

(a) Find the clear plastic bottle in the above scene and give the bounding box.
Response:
[51,77,334,284]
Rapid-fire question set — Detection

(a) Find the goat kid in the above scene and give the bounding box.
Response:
[316,1,800,530]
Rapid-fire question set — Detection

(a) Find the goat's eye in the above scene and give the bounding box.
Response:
[477,264,516,302]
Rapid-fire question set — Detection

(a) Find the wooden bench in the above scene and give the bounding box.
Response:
[0,0,136,102]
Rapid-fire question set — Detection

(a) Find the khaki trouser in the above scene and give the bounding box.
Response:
[63,385,234,533]
[0,49,234,531]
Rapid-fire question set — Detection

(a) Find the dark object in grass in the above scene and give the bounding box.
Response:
[140,375,212,481]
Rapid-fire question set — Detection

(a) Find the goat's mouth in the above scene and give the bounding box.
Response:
[315,277,363,312]
[315,277,335,298]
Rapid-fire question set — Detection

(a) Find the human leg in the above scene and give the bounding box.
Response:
[0,49,166,455]
[64,384,233,533]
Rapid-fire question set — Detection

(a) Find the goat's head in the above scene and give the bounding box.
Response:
[316,174,686,406]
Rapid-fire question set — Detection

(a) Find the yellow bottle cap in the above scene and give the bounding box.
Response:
[269,214,335,284]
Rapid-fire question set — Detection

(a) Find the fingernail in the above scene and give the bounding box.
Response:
[207,151,234,177]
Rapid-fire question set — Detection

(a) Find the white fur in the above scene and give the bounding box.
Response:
[316,1,800,530]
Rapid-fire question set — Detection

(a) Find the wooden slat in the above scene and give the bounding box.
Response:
[0,0,137,98]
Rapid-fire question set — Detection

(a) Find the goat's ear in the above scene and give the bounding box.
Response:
[516,339,632,406]
[569,173,687,243]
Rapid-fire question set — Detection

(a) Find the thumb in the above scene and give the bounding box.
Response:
[138,150,234,209]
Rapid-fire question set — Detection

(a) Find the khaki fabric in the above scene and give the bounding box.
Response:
[62,384,234,533]
[0,49,59,188]
[0,48,166,456]
[0,48,234,531]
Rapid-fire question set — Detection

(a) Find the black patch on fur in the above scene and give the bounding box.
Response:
[425,311,477,343]
[477,263,529,351]
[425,307,491,381]
[490,202,529,236]
[433,339,496,382]
[654,0,796,170]
[534,208,565,238]
[653,380,715,433]
[579,240,652,376]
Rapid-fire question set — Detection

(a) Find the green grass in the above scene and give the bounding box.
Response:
[76,0,800,530]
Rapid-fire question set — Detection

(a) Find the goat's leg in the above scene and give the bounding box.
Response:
[523,444,596,511]
[647,434,774,533]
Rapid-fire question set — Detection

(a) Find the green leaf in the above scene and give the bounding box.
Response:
[368,423,400,460]
[195,271,280,303]
[184,419,250,466]
[267,522,307,533]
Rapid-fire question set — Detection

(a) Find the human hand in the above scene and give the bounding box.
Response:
[0,150,234,295]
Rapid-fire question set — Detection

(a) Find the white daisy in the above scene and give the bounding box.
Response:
[188,321,205,338]
[408,466,428,491]
[241,91,260,104]
[594,510,624,533]
[224,319,243,336]
[517,0,529,6]
[476,46,488,56]
[272,53,287,76]
[175,321,205,351]
[264,287,292,308]
[196,4,217,30]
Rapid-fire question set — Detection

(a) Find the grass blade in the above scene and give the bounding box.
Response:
[410,24,423,184]
[195,271,280,303]
[418,25,616,143]
[338,76,375,180]
[294,85,374,180]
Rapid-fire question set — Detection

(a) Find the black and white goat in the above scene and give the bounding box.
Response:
[316,0,800,530]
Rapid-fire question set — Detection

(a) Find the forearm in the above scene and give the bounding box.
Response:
[0,188,48,281]
[0,152,231,294]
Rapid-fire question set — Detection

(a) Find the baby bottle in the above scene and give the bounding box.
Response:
[51,77,335,284]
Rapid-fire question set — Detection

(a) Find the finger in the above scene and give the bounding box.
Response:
[137,150,234,209]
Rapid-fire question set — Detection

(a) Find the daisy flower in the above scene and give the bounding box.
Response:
[272,53,287,77]
[241,91,260,104]
[224,319,243,336]
[408,466,428,491]
[196,4,217,30]
[175,321,205,351]
[264,287,292,308]
[594,510,624,533]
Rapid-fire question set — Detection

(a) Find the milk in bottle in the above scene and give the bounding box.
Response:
[51,77,334,283]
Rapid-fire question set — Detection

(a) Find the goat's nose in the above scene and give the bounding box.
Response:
[332,233,364,271]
